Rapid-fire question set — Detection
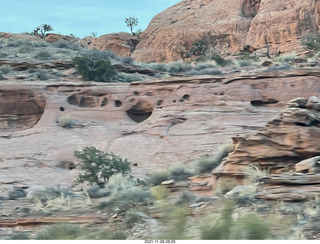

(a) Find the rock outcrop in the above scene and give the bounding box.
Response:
[132,0,320,62]
[1,69,320,188]
[89,32,139,57]
[214,96,320,178]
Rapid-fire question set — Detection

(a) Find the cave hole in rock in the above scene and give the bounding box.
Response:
[0,89,46,131]
[133,91,140,96]
[183,94,190,101]
[126,101,153,123]
[157,100,163,106]
[67,93,99,108]
[100,98,108,107]
[59,107,65,112]
[115,100,123,107]
[250,99,279,107]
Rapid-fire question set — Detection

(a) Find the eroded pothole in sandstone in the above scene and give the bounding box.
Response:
[0,89,46,131]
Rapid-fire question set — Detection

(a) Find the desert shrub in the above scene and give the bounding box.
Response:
[169,165,192,181]
[28,186,74,204]
[197,144,233,174]
[98,180,151,211]
[185,68,222,76]
[33,40,50,47]
[9,232,31,240]
[236,60,252,67]
[0,74,6,80]
[122,56,134,64]
[34,51,53,60]
[216,178,237,195]
[199,199,270,240]
[156,205,189,240]
[35,224,83,240]
[193,62,217,70]
[145,61,192,73]
[93,230,127,240]
[301,32,320,53]
[175,190,197,205]
[147,169,170,186]
[6,38,33,47]
[0,51,8,58]
[230,213,270,239]
[237,52,259,62]
[116,72,145,82]
[74,147,131,187]
[124,210,149,228]
[210,53,228,67]
[34,69,50,81]
[275,53,296,63]
[266,64,291,71]
[18,45,34,54]
[0,65,11,74]
[72,51,117,82]
[150,185,170,201]
[58,115,75,128]
[243,164,269,183]
[52,40,80,50]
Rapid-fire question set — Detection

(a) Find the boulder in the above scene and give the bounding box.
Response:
[89,32,139,57]
[295,156,320,173]
[45,33,72,43]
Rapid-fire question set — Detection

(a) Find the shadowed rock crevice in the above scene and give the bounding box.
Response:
[67,91,107,108]
[241,0,261,18]
[126,101,153,123]
[0,89,45,131]
[250,99,279,107]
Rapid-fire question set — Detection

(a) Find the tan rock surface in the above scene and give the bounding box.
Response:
[89,32,139,57]
[1,69,320,189]
[214,96,320,179]
[132,0,320,62]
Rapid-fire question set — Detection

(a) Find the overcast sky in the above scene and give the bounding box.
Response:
[0,0,181,38]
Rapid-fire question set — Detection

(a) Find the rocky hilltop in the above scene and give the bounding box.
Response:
[132,0,320,62]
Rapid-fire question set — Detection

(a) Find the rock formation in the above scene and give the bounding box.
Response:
[213,96,320,200]
[132,0,320,62]
[1,69,320,188]
[89,32,139,57]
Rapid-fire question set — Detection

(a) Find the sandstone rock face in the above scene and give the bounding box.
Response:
[0,88,45,131]
[245,0,319,54]
[1,69,320,189]
[132,0,320,62]
[214,96,320,177]
[89,32,139,57]
[45,34,72,43]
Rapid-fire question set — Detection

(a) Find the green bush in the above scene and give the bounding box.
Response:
[210,54,228,67]
[301,32,320,53]
[74,147,131,187]
[199,199,270,240]
[72,52,117,82]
